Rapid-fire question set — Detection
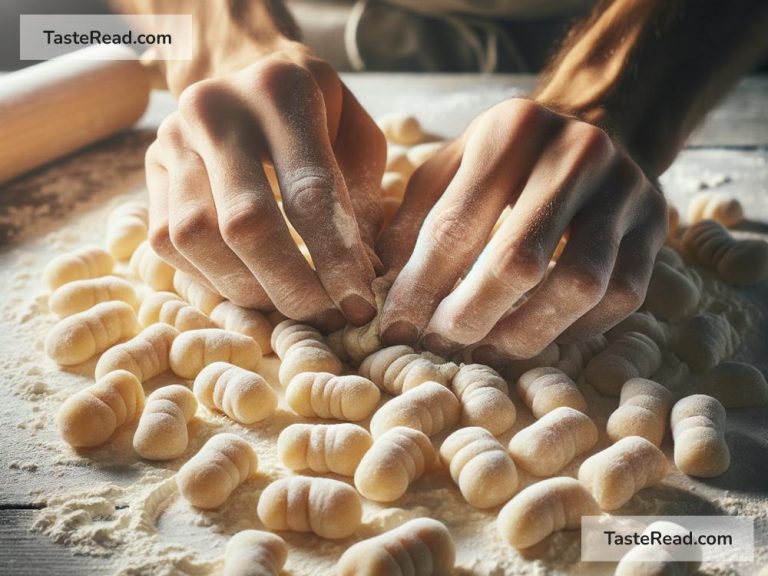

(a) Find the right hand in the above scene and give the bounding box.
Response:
[145,46,386,331]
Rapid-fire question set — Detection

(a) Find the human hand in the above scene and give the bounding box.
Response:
[377,98,667,359]
[145,46,386,331]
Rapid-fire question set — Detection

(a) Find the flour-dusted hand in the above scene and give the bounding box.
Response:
[145,45,385,329]
[378,99,667,359]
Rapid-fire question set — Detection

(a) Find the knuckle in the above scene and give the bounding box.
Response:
[574,122,613,158]
[156,114,183,146]
[426,209,477,251]
[492,244,548,288]
[177,80,230,125]
[148,221,173,257]
[219,204,265,247]
[169,208,217,249]
[559,265,608,304]
[284,173,335,219]
[253,59,315,99]
[610,273,647,312]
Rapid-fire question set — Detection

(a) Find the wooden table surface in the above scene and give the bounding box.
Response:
[0,74,766,574]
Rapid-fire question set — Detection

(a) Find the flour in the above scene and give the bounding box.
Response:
[2,177,768,575]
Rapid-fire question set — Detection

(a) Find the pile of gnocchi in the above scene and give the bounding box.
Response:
[42,114,768,575]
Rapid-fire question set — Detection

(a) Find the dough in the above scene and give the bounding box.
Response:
[176,433,257,509]
[337,518,455,576]
[271,320,342,387]
[354,426,435,503]
[687,192,743,228]
[49,276,138,317]
[56,370,144,448]
[451,364,516,435]
[670,394,730,478]
[439,427,518,509]
[359,345,459,395]
[44,244,114,290]
[223,530,287,576]
[45,301,139,365]
[673,312,738,372]
[606,378,672,447]
[369,381,460,438]
[210,301,273,355]
[105,201,149,260]
[692,361,768,408]
[129,241,175,292]
[193,362,277,424]
[172,270,224,314]
[285,372,381,421]
[94,323,179,382]
[508,407,597,477]
[584,331,662,396]
[277,423,372,477]
[169,329,262,379]
[257,476,362,539]
[516,367,587,418]
[497,477,600,549]
[133,385,197,460]
[138,291,215,332]
[578,436,668,510]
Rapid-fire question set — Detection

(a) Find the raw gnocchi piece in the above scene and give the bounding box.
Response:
[378,113,429,145]
[687,191,743,228]
[606,311,667,347]
[584,331,662,396]
[133,385,197,460]
[578,436,668,510]
[95,323,179,382]
[450,364,516,435]
[553,335,609,380]
[381,171,407,200]
[176,433,257,508]
[285,372,380,421]
[643,261,701,320]
[693,361,768,407]
[506,342,561,380]
[277,423,372,477]
[105,201,148,260]
[406,141,444,168]
[194,362,277,424]
[210,301,273,355]
[607,378,672,446]
[138,292,215,331]
[57,370,144,448]
[508,407,597,477]
[271,320,342,387]
[670,394,730,478]
[44,244,114,290]
[369,381,460,439]
[439,427,518,508]
[497,477,600,549]
[129,241,175,291]
[45,301,139,365]
[257,476,362,539]
[656,245,685,268]
[673,312,737,372]
[516,367,587,418]
[354,426,435,502]
[49,276,138,317]
[172,270,225,314]
[359,345,459,395]
[223,530,287,576]
[169,329,262,379]
[337,518,455,576]
[683,220,768,285]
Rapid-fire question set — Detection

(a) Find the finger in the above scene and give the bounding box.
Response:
[422,121,615,348]
[159,121,272,309]
[558,194,667,341]
[239,61,378,325]
[380,102,556,346]
[334,84,386,261]
[376,139,463,282]
[177,79,344,330]
[145,139,213,289]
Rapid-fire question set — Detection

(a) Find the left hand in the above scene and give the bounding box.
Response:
[376,98,668,360]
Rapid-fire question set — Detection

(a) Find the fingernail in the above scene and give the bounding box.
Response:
[381,321,419,345]
[341,295,377,326]
[422,333,461,357]
[471,344,508,367]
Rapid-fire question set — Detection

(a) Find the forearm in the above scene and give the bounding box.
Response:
[534,0,768,176]
[112,0,303,94]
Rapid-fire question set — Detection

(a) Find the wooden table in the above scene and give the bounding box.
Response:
[1,74,767,574]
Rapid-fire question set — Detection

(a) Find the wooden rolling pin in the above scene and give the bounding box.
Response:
[0,45,152,185]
